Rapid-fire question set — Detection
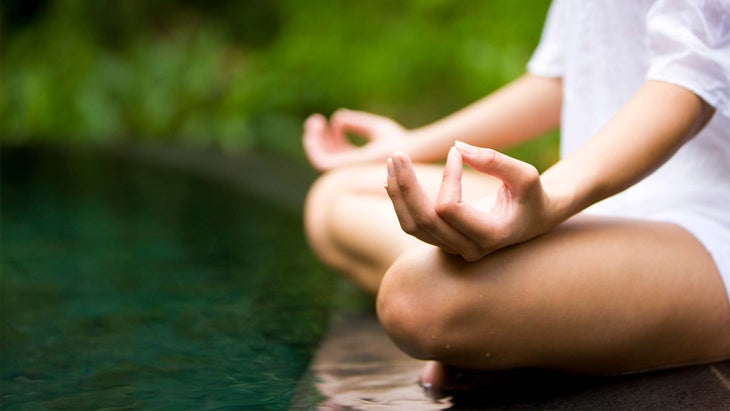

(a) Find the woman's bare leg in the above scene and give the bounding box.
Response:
[305,163,730,377]
[304,163,499,293]
[377,216,730,377]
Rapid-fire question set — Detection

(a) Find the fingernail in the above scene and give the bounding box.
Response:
[391,154,403,170]
[387,158,395,177]
[305,114,321,128]
[454,140,475,154]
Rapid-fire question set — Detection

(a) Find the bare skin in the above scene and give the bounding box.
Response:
[306,163,730,380]
[379,216,730,375]
[302,75,730,388]
[304,164,500,293]
[304,74,562,293]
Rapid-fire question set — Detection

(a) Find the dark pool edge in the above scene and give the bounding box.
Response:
[108,142,319,215]
[2,141,320,214]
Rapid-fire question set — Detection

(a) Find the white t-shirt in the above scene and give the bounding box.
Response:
[527,0,730,297]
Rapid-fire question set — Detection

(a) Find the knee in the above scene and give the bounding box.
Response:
[303,169,349,259]
[376,246,475,362]
[304,169,340,232]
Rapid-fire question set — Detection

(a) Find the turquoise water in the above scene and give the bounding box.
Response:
[1,146,340,410]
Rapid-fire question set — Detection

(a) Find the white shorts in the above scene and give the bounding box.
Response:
[645,210,730,307]
[585,206,730,308]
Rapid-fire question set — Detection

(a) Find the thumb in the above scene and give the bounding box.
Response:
[331,109,399,141]
[454,141,539,192]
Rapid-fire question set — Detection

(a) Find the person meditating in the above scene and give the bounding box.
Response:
[301,0,730,389]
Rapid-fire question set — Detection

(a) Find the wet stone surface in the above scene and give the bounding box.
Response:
[292,312,730,410]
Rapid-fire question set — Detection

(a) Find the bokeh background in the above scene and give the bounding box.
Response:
[1,0,557,170]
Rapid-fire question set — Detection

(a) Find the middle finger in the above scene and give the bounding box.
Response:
[386,157,456,253]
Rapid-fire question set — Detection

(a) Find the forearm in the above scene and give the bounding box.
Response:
[542,80,714,223]
[405,74,563,162]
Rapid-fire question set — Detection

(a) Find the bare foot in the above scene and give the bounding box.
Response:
[420,361,502,398]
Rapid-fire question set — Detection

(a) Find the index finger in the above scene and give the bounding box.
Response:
[389,152,484,260]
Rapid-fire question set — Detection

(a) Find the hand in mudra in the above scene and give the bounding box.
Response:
[385,141,555,261]
[303,109,408,171]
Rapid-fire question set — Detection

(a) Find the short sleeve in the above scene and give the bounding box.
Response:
[646,0,730,117]
[527,0,567,78]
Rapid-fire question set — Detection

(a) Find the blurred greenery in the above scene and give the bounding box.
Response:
[1,0,558,169]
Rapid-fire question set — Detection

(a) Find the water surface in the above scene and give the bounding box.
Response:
[1,146,337,410]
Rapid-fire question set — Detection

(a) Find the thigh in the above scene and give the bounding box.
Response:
[377,215,730,374]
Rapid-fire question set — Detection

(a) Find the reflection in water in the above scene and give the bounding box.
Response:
[310,313,451,410]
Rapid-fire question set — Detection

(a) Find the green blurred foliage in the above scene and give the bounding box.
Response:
[1,0,558,169]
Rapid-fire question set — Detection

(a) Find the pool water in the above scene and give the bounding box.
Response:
[0,146,347,410]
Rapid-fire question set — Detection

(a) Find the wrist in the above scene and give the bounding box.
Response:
[404,128,456,163]
[540,168,581,226]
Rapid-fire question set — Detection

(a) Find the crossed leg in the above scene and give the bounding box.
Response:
[304,163,730,379]
[377,216,730,377]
